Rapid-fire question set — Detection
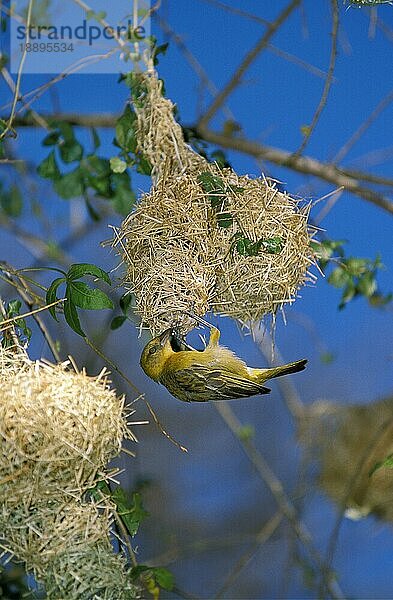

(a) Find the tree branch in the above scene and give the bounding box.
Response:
[4,112,392,215]
[193,127,393,215]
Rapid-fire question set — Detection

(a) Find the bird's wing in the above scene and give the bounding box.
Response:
[161,364,271,402]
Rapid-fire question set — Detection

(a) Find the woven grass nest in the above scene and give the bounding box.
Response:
[298,397,393,522]
[112,71,315,335]
[116,164,314,335]
[0,347,133,502]
[0,346,138,598]
[0,499,138,599]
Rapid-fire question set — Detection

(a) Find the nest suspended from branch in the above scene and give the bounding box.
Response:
[112,71,315,335]
[298,397,393,522]
[0,347,134,503]
[0,499,139,600]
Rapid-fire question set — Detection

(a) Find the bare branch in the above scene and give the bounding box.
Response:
[215,512,283,599]
[214,402,345,600]
[197,0,302,128]
[332,88,393,165]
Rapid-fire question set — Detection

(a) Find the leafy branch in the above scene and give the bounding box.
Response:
[46,262,113,337]
[312,239,392,309]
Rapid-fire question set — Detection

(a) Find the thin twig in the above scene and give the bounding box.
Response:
[214,402,345,600]
[291,0,339,158]
[84,337,188,453]
[0,0,34,140]
[253,328,305,420]
[0,298,64,332]
[2,273,61,362]
[332,88,393,165]
[215,512,282,598]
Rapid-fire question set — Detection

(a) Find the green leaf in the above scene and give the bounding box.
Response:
[67,281,113,310]
[120,292,133,313]
[260,236,284,255]
[42,130,61,146]
[130,566,174,592]
[6,299,21,314]
[67,263,111,285]
[59,139,83,163]
[339,281,356,309]
[86,155,111,177]
[311,239,346,270]
[357,272,377,298]
[369,453,393,477]
[115,105,137,152]
[46,277,65,320]
[345,257,367,277]
[152,568,174,591]
[210,149,230,168]
[320,352,335,364]
[57,121,75,143]
[1,185,22,217]
[90,176,112,197]
[91,127,100,151]
[328,267,350,288]
[238,424,255,442]
[110,157,127,173]
[152,41,169,66]
[217,212,233,228]
[37,150,60,180]
[63,298,85,337]
[227,184,245,195]
[111,489,149,537]
[136,155,152,176]
[197,171,226,194]
[54,168,84,199]
[110,315,127,330]
[111,172,136,215]
[85,198,101,222]
[210,195,227,209]
[3,300,31,343]
[369,292,392,307]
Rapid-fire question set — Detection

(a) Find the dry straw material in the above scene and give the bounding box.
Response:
[0,347,132,501]
[0,346,139,598]
[0,499,139,599]
[113,71,315,335]
[298,397,393,522]
[116,163,315,335]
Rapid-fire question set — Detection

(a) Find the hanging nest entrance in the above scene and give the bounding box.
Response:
[112,71,316,335]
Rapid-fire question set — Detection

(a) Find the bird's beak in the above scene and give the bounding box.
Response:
[158,328,171,346]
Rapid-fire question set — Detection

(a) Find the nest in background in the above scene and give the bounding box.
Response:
[115,162,314,335]
[0,347,133,502]
[0,499,138,600]
[298,397,393,522]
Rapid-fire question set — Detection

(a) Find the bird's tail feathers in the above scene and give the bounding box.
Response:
[252,359,307,382]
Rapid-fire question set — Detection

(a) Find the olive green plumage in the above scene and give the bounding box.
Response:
[140,326,307,403]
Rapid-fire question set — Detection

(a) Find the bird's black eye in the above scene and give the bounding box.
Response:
[148,345,159,355]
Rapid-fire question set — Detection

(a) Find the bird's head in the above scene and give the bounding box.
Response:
[140,328,174,381]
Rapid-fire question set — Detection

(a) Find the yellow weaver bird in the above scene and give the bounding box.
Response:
[140,318,307,403]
